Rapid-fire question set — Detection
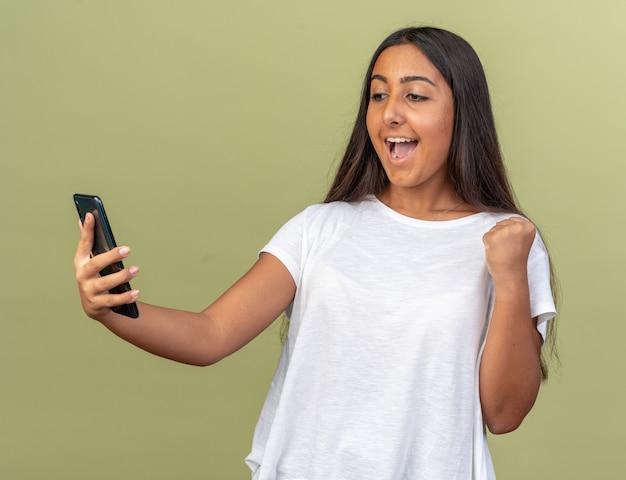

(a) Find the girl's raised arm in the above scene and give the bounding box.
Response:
[74,212,296,366]
[479,217,544,434]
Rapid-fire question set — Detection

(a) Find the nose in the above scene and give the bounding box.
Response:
[382,94,405,127]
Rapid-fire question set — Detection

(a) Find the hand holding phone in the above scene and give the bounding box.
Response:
[73,194,139,318]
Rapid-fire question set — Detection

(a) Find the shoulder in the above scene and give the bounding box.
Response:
[298,199,373,225]
[277,199,377,247]
[270,200,361,238]
[478,211,535,234]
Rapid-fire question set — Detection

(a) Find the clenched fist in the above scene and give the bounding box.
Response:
[482,217,536,286]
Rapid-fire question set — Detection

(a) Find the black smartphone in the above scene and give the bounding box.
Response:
[73,194,139,318]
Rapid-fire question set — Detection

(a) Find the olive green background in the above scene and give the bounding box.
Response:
[1,0,624,478]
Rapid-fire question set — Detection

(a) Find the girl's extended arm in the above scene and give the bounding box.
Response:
[479,217,543,434]
[74,213,296,366]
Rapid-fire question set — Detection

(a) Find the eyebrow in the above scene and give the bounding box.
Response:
[371,74,436,87]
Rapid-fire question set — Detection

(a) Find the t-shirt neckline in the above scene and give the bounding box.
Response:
[367,195,489,227]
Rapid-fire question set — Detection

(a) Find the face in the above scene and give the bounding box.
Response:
[366,44,454,198]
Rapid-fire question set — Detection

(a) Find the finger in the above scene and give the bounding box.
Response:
[498,217,536,236]
[80,266,140,314]
[75,212,95,265]
[488,217,534,234]
[83,288,140,318]
[497,217,533,227]
[102,289,141,309]
[93,264,139,293]
[100,268,140,302]
[80,246,133,279]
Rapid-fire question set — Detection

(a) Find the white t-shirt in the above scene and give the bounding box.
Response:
[245,196,556,480]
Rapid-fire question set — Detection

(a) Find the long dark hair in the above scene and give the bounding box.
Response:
[324,26,559,379]
[326,27,516,212]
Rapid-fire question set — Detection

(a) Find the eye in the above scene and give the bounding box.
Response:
[370,92,388,102]
[407,93,427,102]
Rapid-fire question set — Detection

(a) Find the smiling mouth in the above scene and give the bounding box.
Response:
[387,137,419,159]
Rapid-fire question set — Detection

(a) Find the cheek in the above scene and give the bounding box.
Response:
[438,105,455,150]
[365,112,384,155]
[438,116,454,154]
[420,113,454,152]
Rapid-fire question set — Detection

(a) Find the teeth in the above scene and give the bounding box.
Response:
[388,137,417,159]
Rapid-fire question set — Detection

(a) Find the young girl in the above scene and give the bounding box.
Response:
[74,26,557,480]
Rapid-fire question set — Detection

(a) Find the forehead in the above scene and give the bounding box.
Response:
[371,44,445,85]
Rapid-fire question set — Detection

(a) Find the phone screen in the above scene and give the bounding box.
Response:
[73,194,139,318]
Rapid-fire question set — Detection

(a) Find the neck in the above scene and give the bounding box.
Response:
[377,185,465,220]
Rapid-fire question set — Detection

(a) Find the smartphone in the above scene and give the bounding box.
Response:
[73,194,139,318]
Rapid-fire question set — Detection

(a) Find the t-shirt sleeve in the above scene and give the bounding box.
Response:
[259,209,307,286]
[528,231,557,340]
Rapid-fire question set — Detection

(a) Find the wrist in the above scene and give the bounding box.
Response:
[491,273,529,299]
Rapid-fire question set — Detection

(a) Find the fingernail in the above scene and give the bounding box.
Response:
[130,290,140,299]
[129,266,139,276]
[119,247,130,256]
